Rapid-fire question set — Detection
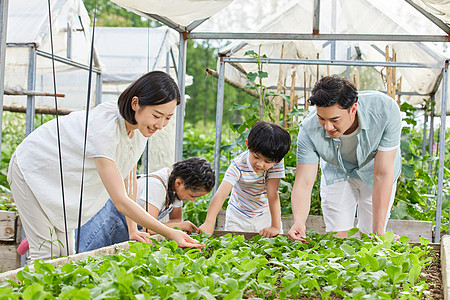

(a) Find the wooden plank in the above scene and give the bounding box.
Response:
[0,211,17,242]
[0,243,20,273]
[216,211,432,242]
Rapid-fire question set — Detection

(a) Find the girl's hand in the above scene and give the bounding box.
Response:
[129,231,152,243]
[169,229,205,248]
[179,221,198,234]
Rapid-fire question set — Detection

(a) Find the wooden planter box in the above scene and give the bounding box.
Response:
[0,211,21,273]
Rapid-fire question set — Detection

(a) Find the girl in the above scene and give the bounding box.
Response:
[8,71,203,262]
[77,157,215,252]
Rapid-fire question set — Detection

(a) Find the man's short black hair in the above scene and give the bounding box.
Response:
[247,121,291,163]
[309,75,358,109]
[118,71,181,125]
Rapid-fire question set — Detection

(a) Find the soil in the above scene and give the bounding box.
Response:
[423,250,443,299]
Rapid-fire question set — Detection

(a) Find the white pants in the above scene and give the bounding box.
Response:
[224,206,283,234]
[320,176,396,234]
[7,154,75,263]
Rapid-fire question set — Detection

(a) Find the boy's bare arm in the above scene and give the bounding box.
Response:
[260,178,282,238]
[198,181,233,234]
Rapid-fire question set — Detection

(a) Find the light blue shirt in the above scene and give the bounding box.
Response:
[296,91,402,191]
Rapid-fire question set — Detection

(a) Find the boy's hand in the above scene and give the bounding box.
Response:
[198,222,214,234]
[288,222,307,243]
[259,226,280,238]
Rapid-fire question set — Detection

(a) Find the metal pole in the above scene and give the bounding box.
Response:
[435,61,448,244]
[422,108,428,157]
[428,96,435,174]
[66,23,72,59]
[174,33,186,162]
[213,58,225,194]
[95,72,102,106]
[346,47,351,79]
[0,0,8,157]
[25,46,37,136]
[166,51,170,73]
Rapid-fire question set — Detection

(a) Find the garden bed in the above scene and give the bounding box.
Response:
[0,210,21,273]
[0,231,444,299]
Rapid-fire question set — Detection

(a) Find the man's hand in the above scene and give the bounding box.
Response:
[288,222,307,242]
[198,222,214,234]
[260,226,280,238]
[129,231,152,243]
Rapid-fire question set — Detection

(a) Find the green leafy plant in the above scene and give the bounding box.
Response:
[1,231,435,299]
[39,228,64,260]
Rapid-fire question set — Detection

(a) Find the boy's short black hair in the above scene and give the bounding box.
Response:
[118,71,181,125]
[247,121,291,163]
[309,75,358,109]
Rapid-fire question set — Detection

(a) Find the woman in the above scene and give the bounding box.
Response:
[78,157,215,252]
[8,71,203,262]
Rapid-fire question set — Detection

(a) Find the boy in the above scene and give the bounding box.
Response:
[199,121,291,237]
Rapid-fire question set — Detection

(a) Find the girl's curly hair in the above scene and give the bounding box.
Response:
[166,157,215,207]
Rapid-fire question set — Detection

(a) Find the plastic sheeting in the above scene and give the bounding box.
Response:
[4,0,100,111]
[215,0,449,114]
[111,0,233,27]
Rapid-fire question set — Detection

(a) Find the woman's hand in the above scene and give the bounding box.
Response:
[129,231,152,243]
[168,229,205,248]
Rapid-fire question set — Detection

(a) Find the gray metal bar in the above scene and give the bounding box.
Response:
[213,58,225,194]
[313,0,320,35]
[265,86,427,96]
[166,51,170,73]
[170,47,178,77]
[428,96,435,174]
[152,29,169,71]
[346,47,351,78]
[95,72,102,106]
[222,57,437,69]
[66,23,72,59]
[404,0,450,35]
[174,33,187,162]
[435,61,448,244]
[187,32,449,43]
[25,47,37,136]
[186,18,210,32]
[422,110,428,156]
[36,49,101,73]
[142,12,186,33]
[0,0,8,157]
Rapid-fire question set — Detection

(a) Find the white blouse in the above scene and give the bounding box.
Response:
[14,101,147,231]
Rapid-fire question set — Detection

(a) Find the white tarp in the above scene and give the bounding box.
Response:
[214,0,449,115]
[4,0,100,111]
[111,0,233,27]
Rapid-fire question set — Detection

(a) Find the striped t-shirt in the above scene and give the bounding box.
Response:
[223,150,285,218]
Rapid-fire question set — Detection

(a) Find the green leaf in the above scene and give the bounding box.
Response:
[340,244,355,256]
[223,290,243,300]
[408,265,421,284]
[347,228,360,237]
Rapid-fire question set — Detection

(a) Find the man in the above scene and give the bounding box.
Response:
[288,75,402,241]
